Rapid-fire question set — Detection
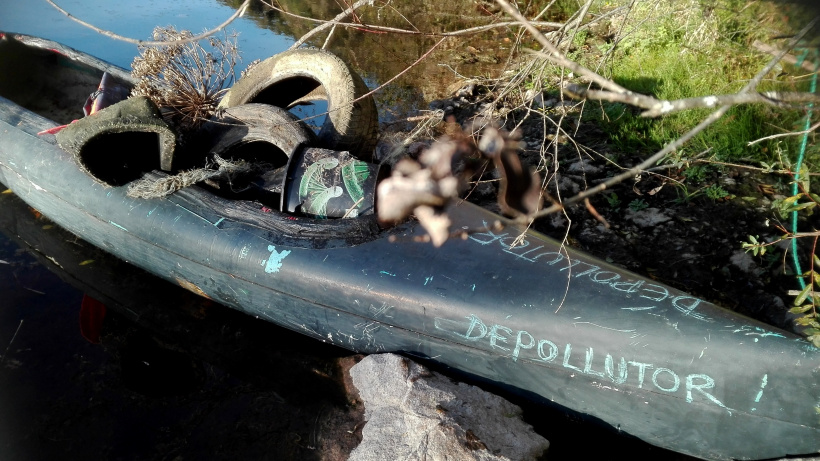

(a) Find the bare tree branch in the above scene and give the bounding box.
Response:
[748,120,820,146]
[282,37,448,132]
[44,0,252,46]
[494,0,631,94]
[521,105,733,223]
[565,84,820,117]
[287,0,375,49]
[262,0,563,43]
[506,14,820,224]
[753,40,820,74]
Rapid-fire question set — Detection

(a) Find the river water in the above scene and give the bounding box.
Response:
[0,1,692,459]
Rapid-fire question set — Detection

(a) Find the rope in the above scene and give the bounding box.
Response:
[791,49,818,290]
[126,156,260,199]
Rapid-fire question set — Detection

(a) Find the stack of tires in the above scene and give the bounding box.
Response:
[205,48,381,219]
[214,48,378,162]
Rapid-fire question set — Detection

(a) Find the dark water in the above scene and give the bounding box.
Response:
[0,2,694,459]
[0,192,360,460]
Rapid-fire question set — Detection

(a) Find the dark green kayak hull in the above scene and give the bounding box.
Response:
[0,33,818,460]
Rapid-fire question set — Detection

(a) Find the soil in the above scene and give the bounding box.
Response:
[400,83,818,335]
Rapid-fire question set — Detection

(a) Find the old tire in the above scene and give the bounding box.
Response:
[219,48,378,161]
[204,104,316,168]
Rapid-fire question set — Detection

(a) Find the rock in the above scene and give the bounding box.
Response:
[348,354,549,461]
[524,89,547,108]
[566,159,602,174]
[551,176,580,195]
[624,207,671,228]
[730,250,757,274]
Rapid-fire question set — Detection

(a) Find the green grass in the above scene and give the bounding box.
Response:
[550,0,817,168]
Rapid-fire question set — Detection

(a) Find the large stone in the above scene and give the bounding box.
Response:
[624,207,671,228]
[348,354,549,461]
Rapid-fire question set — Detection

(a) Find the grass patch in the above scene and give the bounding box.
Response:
[550,0,817,167]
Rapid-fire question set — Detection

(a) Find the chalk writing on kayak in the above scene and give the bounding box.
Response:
[469,222,712,322]
[434,313,732,414]
[262,245,291,274]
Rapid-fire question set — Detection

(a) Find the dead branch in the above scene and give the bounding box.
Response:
[263,0,563,42]
[287,0,374,49]
[753,40,819,74]
[747,120,820,146]
[502,12,820,224]
[564,84,820,117]
[553,0,594,49]
[494,0,631,94]
[44,0,251,46]
[523,105,733,222]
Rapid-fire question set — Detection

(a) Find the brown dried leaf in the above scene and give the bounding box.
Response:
[478,127,542,217]
[414,205,452,248]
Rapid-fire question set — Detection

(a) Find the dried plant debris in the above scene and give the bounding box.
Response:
[131,26,239,134]
[477,126,542,217]
[378,122,540,246]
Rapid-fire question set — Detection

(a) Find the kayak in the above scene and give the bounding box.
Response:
[0,32,817,460]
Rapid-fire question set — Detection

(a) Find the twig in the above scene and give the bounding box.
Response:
[288,0,374,49]
[494,0,631,94]
[747,120,820,145]
[342,196,365,218]
[0,319,23,365]
[264,0,563,41]
[356,36,447,106]
[555,0,594,50]
[514,16,820,224]
[521,104,733,222]
[285,37,448,130]
[565,85,820,117]
[753,40,819,74]
[322,24,338,50]
[692,158,820,176]
[44,0,251,46]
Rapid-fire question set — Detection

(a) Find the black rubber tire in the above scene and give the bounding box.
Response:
[205,104,316,167]
[219,48,379,161]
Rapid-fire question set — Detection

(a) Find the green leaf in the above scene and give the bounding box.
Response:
[788,201,816,213]
[803,328,820,336]
[794,283,813,306]
[810,335,820,349]
[789,305,813,314]
[794,315,819,327]
[798,164,810,192]
[781,195,801,208]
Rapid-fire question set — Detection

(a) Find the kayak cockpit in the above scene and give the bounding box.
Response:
[0,32,133,125]
[0,32,391,247]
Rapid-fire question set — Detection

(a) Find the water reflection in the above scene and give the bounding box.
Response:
[0,0,519,127]
[225,0,519,120]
